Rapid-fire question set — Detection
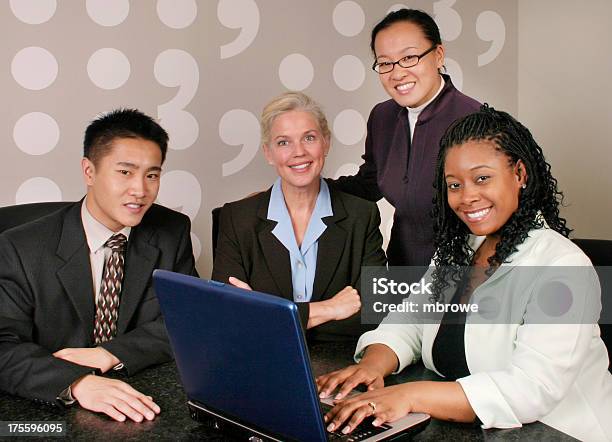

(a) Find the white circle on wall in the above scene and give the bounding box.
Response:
[157,170,202,221]
[444,57,463,91]
[333,55,365,91]
[387,4,408,14]
[157,0,197,29]
[86,0,129,27]
[333,109,366,146]
[333,1,365,37]
[16,177,62,204]
[161,112,199,151]
[10,0,57,24]
[11,47,58,91]
[190,232,202,261]
[87,48,131,90]
[14,112,60,156]
[278,53,314,91]
[333,163,359,179]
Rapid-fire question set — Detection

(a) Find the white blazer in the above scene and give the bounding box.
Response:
[356,227,612,441]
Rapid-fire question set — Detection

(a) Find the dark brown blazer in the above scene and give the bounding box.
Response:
[0,202,197,405]
[331,74,481,266]
[212,186,387,341]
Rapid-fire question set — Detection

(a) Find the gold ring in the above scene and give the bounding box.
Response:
[368,401,376,412]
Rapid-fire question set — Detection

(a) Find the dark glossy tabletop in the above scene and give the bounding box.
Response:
[0,342,575,441]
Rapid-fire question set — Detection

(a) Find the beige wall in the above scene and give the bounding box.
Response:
[2,1,523,277]
[518,0,612,239]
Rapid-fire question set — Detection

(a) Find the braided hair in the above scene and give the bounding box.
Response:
[430,104,571,301]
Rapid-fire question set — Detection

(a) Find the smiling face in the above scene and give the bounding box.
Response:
[374,20,444,108]
[263,110,330,193]
[82,137,162,232]
[444,140,527,238]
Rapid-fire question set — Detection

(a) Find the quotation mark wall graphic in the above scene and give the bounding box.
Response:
[156,170,203,260]
[154,2,202,259]
[476,11,505,67]
[219,110,261,177]
[433,0,462,41]
[218,0,260,59]
[217,0,261,178]
[154,50,200,151]
[388,1,505,90]
[6,1,511,271]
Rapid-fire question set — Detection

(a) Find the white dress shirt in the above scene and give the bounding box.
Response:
[81,199,131,301]
[407,74,445,142]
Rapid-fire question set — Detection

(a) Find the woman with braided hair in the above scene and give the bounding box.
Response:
[317,105,612,441]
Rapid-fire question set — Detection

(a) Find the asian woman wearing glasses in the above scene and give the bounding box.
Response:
[330,8,481,268]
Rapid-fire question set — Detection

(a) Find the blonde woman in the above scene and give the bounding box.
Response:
[212,92,386,341]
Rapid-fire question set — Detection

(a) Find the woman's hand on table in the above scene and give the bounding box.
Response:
[317,343,398,399]
[316,363,385,400]
[323,383,414,434]
[325,380,476,434]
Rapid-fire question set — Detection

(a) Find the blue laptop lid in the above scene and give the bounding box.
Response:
[153,270,327,442]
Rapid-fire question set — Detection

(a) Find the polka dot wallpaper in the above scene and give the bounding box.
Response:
[1,1,517,276]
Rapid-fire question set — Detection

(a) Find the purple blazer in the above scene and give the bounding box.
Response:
[331,75,480,266]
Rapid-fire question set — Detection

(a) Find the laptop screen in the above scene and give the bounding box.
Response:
[154,270,328,441]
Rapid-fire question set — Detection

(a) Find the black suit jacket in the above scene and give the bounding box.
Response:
[212,186,387,341]
[0,202,197,404]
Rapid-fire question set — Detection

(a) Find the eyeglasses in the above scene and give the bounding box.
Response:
[372,45,438,74]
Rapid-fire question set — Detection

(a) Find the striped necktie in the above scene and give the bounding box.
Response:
[93,233,127,344]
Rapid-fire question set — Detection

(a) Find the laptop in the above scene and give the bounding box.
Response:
[153,270,430,441]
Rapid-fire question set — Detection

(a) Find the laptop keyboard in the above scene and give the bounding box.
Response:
[321,403,391,441]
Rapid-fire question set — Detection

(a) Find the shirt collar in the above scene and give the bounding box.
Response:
[81,198,131,253]
[301,179,332,252]
[267,178,332,221]
[267,178,333,254]
[406,74,445,116]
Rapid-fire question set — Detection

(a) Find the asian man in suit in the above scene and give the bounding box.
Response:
[0,109,197,423]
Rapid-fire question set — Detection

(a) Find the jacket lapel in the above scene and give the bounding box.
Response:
[256,191,293,299]
[56,203,96,341]
[117,224,159,334]
[312,189,347,301]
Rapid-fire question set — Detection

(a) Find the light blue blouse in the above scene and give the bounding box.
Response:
[267,178,333,302]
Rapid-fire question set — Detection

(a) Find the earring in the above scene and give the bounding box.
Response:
[521,184,527,189]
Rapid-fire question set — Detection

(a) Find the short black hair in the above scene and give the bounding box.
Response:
[83,108,168,164]
[370,8,442,56]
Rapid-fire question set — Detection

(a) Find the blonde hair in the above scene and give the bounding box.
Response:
[260,91,331,146]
